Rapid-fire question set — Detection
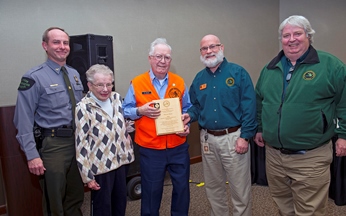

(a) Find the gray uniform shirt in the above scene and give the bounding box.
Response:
[13,59,84,160]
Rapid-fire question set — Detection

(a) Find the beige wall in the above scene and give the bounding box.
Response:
[0,0,345,209]
[280,0,346,63]
[0,0,279,107]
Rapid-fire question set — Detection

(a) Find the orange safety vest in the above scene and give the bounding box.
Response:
[132,71,186,149]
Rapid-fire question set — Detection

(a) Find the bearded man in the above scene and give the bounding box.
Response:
[185,34,257,216]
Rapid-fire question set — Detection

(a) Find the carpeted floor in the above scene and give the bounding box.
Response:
[81,162,346,216]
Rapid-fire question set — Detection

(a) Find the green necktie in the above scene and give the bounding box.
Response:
[61,66,76,129]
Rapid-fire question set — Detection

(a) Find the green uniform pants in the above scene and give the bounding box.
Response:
[39,136,84,216]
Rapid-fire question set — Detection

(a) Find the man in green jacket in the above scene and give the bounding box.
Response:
[254,15,346,216]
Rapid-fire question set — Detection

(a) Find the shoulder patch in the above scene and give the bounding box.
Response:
[18,77,35,91]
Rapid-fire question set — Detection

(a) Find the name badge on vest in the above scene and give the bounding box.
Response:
[142,91,152,95]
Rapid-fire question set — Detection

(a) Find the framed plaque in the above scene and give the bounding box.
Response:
[152,97,184,135]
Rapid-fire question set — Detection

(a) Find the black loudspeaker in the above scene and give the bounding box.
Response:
[67,34,114,93]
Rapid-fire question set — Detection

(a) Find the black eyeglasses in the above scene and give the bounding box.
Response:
[286,66,295,82]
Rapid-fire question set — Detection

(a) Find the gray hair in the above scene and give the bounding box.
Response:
[278,15,315,44]
[148,38,172,55]
[86,64,114,83]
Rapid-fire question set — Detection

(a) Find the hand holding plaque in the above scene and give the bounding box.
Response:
[152,97,184,135]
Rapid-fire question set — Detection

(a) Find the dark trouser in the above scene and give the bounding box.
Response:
[91,165,128,216]
[139,142,190,216]
[39,136,84,216]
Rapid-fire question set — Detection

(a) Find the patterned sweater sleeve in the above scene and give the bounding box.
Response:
[75,102,94,183]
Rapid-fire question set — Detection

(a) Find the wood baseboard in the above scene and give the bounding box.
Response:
[190,155,202,164]
[0,205,6,214]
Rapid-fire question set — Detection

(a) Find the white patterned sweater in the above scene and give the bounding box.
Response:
[75,92,135,183]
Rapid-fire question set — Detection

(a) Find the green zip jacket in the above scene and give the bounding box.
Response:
[256,46,346,150]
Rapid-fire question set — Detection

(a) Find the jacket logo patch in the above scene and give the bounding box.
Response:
[200,83,207,90]
[18,77,35,91]
[302,71,315,80]
[168,88,181,98]
[142,91,152,94]
[226,77,235,86]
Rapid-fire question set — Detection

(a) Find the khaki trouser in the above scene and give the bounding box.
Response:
[266,142,333,216]
[200,128,252,216]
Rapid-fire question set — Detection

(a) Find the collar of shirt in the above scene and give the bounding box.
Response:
[89,92,113,117]
[280,47,310,93]
[149,69,168,99]
[46,58,67,75]
[281,47,310,73]
[205,57,227,74]
[149,69,168,82]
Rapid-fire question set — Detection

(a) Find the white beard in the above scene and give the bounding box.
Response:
[200,50,224,68]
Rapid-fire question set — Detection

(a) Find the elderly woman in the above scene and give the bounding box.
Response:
[75,64,134,216]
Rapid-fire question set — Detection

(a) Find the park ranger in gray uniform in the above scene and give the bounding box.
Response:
[13,27,84,216]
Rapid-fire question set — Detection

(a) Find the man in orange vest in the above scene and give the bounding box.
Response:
[123,38,192,216]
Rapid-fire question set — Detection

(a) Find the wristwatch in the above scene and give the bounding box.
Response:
[244,138,250,142]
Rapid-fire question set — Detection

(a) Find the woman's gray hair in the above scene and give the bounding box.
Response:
[86,64,114,83]
[278,15,315,44]
[148,38,172,55]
